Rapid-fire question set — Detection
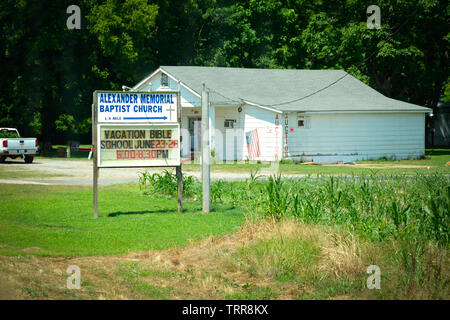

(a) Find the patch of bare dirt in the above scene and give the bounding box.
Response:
[0,275,25,299]
[22,247,41,253]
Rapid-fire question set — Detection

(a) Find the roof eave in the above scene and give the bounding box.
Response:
[131,66,201,99]
[242,100,283,114]
[283,109,432,114]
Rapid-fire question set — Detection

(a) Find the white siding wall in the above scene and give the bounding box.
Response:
[135,70,202,158]
[283,112,425,163]
[135,72,201,108]
[208,105,283,162]
[241,105,282,161]
[214,106,242,161]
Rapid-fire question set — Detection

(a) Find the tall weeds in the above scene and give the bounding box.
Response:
[138,170,198,198]
[137,170,449,297]
[139,171,449,248]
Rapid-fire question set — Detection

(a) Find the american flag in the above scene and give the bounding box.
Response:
[246,129,261,159]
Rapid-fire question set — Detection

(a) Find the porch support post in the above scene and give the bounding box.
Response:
[209,103,215,153]
[201,83,210,213]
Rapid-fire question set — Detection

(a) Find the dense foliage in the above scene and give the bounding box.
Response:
[0,0,448,143]
[0,132,20,138]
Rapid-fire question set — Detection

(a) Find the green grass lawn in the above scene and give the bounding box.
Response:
[0,183,243,257]
[356,148,449,166]
[33,147,450,175]
[183,148,450,175]
[183,163,449,175]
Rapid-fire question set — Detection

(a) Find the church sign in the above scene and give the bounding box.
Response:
[93,90,181,168]
[92,90,182,218]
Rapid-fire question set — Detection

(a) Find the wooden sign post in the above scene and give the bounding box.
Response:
[92,98,98,219]
[92,90,183,218]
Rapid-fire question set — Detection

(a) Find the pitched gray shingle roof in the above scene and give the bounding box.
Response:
[159,66,430,112]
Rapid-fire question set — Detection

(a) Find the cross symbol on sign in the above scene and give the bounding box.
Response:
[166,105,175,120]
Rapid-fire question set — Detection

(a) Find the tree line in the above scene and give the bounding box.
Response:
[0,0,448,144]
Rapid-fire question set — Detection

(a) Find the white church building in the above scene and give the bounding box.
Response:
[131,66,431,163]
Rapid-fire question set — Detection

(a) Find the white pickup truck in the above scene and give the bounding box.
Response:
[0,128,39,163]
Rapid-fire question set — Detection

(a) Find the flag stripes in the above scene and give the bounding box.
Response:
[246,128,261,159]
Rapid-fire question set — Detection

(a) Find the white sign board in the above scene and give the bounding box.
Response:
[97,123,180,167]
[97,92,178,123]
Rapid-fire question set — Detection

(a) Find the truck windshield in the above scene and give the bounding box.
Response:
[0,129,19,138]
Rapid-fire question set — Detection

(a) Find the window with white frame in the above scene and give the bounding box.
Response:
[297,116,310,128]
[224,119,236,128]
[161,73,169,87]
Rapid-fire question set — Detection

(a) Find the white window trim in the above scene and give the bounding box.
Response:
[297,116,311,129]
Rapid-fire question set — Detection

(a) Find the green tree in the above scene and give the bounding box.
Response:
[0,0,448,144]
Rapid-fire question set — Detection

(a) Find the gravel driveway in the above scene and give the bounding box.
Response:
[0,158,276,185]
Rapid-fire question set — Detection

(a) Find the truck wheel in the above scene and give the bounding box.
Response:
[0,156,5,163]
[24,156,34,163]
